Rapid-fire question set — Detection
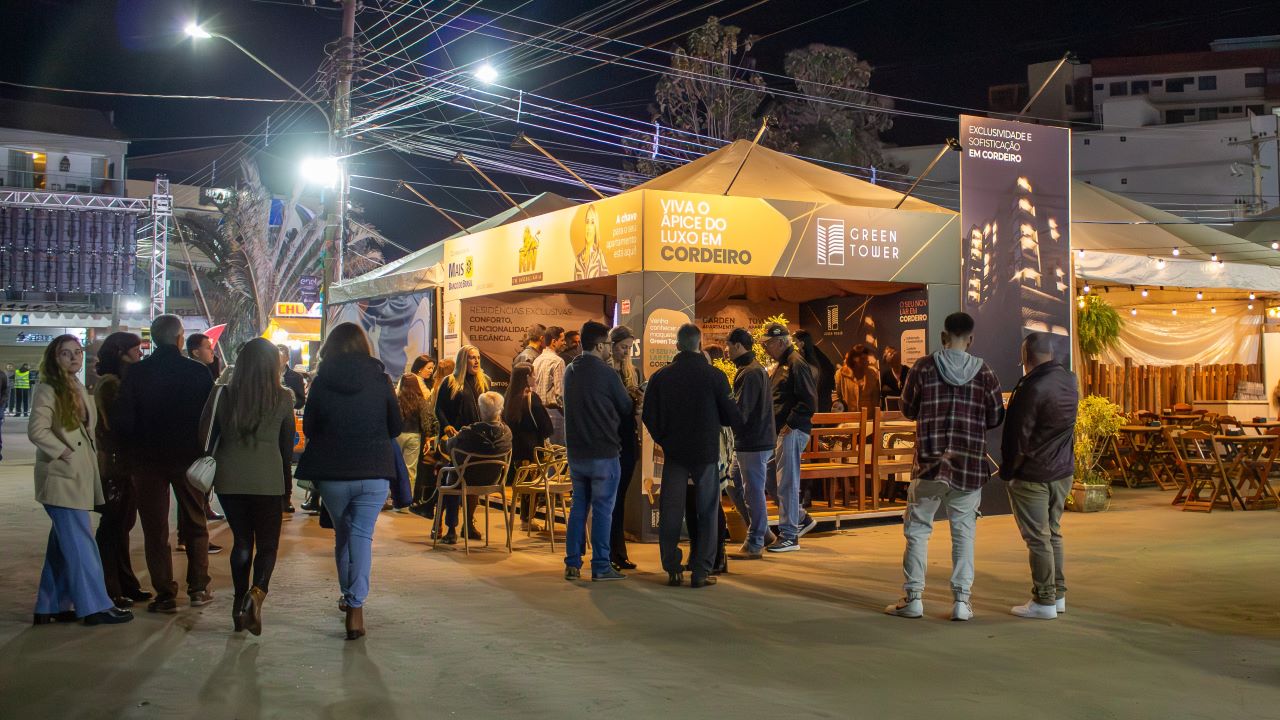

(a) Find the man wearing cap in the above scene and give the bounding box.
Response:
[724,328,776,558]
[606,324,642,570]
[761,323,818,553]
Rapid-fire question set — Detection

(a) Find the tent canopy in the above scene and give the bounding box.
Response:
[330,192,577,303]
[632,140,954,213]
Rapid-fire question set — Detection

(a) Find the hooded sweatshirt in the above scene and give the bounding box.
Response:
[296,353,403,482]
[901,348,1005,492]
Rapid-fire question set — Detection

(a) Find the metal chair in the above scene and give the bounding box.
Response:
[509,447,575,551]
[432,448,513,554]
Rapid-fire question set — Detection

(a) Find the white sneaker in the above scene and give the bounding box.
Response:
[1056,597,1066,614]
[1011,601,1058,620]
[951,600,974,621]
[884,596,923,618]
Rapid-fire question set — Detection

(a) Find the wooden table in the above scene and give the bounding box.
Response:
[1115,426,1176,489]
[1239,420,1280,435]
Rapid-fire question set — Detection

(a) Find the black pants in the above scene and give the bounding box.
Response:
[659,461,718,578]
[611,435,638,562]
[135,466,210,599]
[686,486,728,572]
[443,495,478,530]
[95,474,143,600]
[13,387,30,415]
[216,493,283,610]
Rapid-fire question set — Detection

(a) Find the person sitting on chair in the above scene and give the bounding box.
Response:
[439,392,512,545]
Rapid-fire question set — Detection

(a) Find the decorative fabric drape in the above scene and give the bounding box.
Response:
[1099,301,1261,366]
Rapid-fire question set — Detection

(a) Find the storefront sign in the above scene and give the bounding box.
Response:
[695,300,798,349]
[442,194,643,300]
[458,291,605,387]
[642,191,959,284]
[273,302,323,318]
[15,332,56,344]
[299,275,321,304]
[960,114,1072,384]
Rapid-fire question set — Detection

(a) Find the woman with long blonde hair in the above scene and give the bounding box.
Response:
[29,335,132,626]
[433,345,489,542]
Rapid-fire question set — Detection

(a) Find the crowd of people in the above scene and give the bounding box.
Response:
[24,307,1079,639]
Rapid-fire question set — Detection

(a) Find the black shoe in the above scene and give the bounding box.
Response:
[207,543,223,555]
[300,498,320,513]
[33,611,78,625]
[409,504,433,520]
[123,589,153,603]
[612,559,637,570]
[667,572,683,587]
[564,566,581,582]
[592,568,626,582]
[148,597,178,614]
[442,531,458,545]
[691,575,718,588]
[466,525,483,541]
[83,607,134,626]
[207,511,225,522]
[112,596,134,608]
[283,504,296,514]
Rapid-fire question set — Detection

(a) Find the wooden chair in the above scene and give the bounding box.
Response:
[801,412,864,509]
[1216,415,1243,435]
[432,448,513,554]
[869,409,915,509]
[509,447,575,551]
[1166,430,1233,512]
[1172,402,1194,413]
[1236,431,1280,510]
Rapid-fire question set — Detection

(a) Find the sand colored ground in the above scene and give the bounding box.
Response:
[0,419,1277,719]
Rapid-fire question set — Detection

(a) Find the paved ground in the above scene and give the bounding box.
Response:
[0,417,1277,720]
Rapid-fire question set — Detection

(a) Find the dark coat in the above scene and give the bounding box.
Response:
[435,374,484,432]
[112,343,214,469]
[295,353,403,482]
[447,421,513,487]
[564,353,632,460]
[880,364,909,403]
[731,353,775,452]
[507,391,554,481]
[642,351,743,465]
[770,346,818,434]
[283,368,307,410]
[1001,361,1079,483]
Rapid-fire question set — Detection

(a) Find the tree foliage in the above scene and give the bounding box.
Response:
[629,19,899,177]
[176,157,383,349]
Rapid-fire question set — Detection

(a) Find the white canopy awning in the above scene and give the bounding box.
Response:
[1075,250,1280,292]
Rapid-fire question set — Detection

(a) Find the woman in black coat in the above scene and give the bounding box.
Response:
[503,364,553,527]
[295,323,402,640]
[433,345,490,540]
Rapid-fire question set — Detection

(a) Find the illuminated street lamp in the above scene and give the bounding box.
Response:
[300,156,341,189]
[474,62,499,84]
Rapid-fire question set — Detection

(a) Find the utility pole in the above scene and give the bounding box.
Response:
[1227,129,1277,216]
[321,0,356,338]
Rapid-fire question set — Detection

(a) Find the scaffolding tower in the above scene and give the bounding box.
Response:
[148,175,173,319]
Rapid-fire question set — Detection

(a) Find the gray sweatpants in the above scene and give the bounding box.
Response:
[901,479,982,602]
[1006,477,1071,606]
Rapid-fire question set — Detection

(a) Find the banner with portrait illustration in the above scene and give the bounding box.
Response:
[327,290,435,376]
[442,194,642,301]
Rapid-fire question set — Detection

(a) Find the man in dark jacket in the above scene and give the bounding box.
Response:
[440,391,513,545]
[1002,332,1077,620]
[762,323,818,553]
[562,320,633,582]
[642,324,743,587]
[724,328,776,559]
[278,344,307,409]
[113,314,215,613]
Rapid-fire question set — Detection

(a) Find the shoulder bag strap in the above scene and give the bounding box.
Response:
[205,386,224,454]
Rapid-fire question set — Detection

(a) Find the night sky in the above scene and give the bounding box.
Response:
[2,0,1274,254]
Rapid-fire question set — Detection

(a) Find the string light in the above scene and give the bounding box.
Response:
[1077,248,1084,258]
[1130,307,1137,316]
[1171,308,1178,316]
[1141,289,1149,298]
[1196,291,1203,300]
[1249,292,1256,300]
[1272,242,1279,250]
[1211,306,1217,314]
[1156,258,1166,269]
[1082,284,1091,294]
[1211,253,1219,262]
[1248,303,1254,311]
[1172,248,1181,257]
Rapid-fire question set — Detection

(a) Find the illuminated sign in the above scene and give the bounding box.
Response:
[273,302,322,318]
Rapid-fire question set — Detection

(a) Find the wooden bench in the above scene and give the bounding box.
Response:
[801,412,865,509]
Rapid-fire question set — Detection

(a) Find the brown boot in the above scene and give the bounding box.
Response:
[242,587,266,636]
[345,606,365,641]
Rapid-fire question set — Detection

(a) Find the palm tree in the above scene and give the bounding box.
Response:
[176,157,383,349]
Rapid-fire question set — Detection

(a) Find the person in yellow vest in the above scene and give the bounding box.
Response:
[14,363,33,417]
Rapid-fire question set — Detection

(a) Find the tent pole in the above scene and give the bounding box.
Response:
[399,181,470,234]
[722,115,771,196]
[513,133,606,199]
[453,153,532,219]
[1018,51,1075,119]
[894,138,960,210]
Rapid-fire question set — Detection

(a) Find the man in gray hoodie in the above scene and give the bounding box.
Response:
[885,312,1005,622]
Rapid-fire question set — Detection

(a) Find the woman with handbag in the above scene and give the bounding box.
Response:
[29,335,132,626]
[295,323,403,640]
[93,332,150,609]
[503,364,553,529]
[197,338,296,635]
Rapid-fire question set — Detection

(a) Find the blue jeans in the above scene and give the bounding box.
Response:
[775,429,809,541]
[317,479,389,609]
[565,456,620,577]
[727,449,773,550]
[36,505,114,617]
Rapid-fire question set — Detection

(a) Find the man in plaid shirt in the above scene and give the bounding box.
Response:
[886,312,1005,622]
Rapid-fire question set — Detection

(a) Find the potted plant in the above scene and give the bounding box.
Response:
[1076,296,1124,358]
[1067,395,1124,512]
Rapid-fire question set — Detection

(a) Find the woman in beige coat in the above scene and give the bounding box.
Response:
[29,335,132,626]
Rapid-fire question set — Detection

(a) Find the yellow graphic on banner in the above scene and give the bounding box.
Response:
[443,193,642,300]
[642,191,790,275]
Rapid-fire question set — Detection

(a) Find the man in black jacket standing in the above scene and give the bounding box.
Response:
[724,328,776,559]
[1002,332,1078,620]
[562,320,633,582]
[643,324,742,587]
[762,323,818,553]
[113,314,215,613]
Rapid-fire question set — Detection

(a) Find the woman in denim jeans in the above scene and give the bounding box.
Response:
[295,323,403,640]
